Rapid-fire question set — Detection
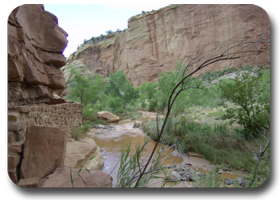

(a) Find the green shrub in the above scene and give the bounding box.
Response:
[148,99,158,112]
[140,100,147,109]
[142,118,256,171]
[244,64,255,71]
[72,124,91,141]
[219,71,270,139]
[82,124,90,132]
[206,110,225,118]
[72,126,86,141]
[109,96,123,113]
[82,105,96,121]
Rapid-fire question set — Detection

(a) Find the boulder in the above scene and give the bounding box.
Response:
[20,126,67,181]
[224,178,234,185]
[95,124,106,129]
[234,177,245,186]
[133,121,141,128]
[166,171,181,182]
[41,167,112,188]
[188,175,197,182]
[172,149,181,157]
[97,111,120,123]
[181,173,196,181]
[18,177,39,188]
[64,137,104,170]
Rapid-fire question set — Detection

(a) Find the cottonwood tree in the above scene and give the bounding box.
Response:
[67,68,107,106]
[107,70,139,109]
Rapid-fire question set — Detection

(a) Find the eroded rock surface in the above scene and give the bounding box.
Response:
[97,111,120,123]
[41,167,112,188]
[8,4,68,106]
[64,137,104,171]
[63,4,270,86]
[20,126,67,180]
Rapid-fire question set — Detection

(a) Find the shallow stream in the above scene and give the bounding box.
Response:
[87,111,245,187]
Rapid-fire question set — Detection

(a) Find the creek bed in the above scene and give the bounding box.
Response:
[87,112,246,187]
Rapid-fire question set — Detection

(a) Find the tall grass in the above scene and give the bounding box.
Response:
[71,124,90,141]
[142,118,257,171]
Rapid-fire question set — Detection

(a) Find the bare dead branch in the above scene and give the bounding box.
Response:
[248,140,270,188]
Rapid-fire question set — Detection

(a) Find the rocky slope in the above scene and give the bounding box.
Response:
[63,4,270,86]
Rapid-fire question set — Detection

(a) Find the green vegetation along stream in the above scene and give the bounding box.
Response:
[68,63,270,187]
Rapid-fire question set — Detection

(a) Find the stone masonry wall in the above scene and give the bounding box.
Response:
[8,102,82,183]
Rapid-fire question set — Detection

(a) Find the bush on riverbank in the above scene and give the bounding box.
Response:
[71,125,90,141]
[142,118,257,171]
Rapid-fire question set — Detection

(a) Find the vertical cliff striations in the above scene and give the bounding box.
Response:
[64,4,270,86]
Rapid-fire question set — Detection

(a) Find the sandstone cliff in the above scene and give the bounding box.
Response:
[63,4,270,86]
[8,4,68,106]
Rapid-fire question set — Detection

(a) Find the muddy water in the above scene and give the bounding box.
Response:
[87,119,183,186]
[87,112,245,187]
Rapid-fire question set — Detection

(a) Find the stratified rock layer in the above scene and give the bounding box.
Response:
[8,4,68,106]
[64,4,270,86]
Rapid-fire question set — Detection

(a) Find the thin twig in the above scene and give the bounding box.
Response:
[248,140,270,188]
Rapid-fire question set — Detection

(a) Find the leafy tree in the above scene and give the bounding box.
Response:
[107,71,139,109]
[67,68,107,106]
[157,61,202,114]
[138,82,158,111]
[67,68,91,105]
[108,97,122,113]
[219,71,270,139]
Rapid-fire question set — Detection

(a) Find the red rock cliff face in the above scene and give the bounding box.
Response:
[64,4,270,86]
[8,4,68,105]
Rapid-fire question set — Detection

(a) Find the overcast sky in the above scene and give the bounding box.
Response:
[44,4,169,58]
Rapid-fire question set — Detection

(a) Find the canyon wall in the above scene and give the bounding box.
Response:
[64,4,270,86]
[7,5,110,187]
